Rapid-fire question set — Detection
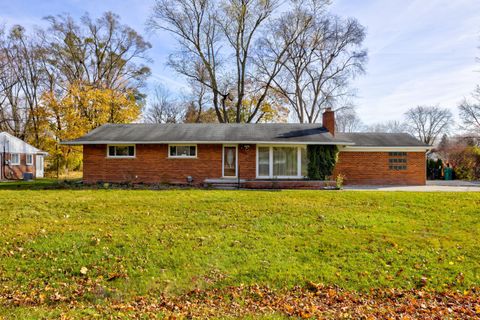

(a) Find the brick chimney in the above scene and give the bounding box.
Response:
[322,107,335,136]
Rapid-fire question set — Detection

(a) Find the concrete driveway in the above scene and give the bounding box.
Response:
[344,180,480,192]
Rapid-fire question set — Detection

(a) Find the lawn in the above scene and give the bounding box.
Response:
[0,183,479,318]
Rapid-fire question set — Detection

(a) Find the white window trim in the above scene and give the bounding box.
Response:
[256,145,307,179]
[106,144,136,158]
[222,145,238,178]
[168,144,198,158]
[26,154,33,166]
[10,153,20,165]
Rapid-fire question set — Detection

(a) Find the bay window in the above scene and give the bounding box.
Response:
[257,146,308,178]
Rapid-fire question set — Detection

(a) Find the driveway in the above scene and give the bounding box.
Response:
[344,180,480,192]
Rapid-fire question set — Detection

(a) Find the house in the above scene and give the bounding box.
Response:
[0,132,47,180]
[62,109,431,187]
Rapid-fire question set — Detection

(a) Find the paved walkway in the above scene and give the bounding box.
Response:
[344,180,480,192]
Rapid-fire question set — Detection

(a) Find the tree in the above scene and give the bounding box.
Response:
[182,81,217,123]
[0,25,47,142]
[266,1,367,123]
[149,0,357,123]
[41,12,152,94]
[40,83,141,174]
[144,85,183,123]
[335,107,364,132]
[366,120,407,133]
[149,0,285,123]
[0,12,152,175]
[404,106,453,145]
[458,85,480,133]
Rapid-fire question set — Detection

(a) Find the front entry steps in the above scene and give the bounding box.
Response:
[203,178,336,190]
[204,178,246,189]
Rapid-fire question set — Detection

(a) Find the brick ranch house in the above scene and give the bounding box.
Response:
[1,132,47,180]
[63,109,431,187]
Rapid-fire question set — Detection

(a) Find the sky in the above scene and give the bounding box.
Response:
[1,0,479,124]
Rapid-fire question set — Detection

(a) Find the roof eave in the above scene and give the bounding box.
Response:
[61,140,356,146]
[341,146,432,151]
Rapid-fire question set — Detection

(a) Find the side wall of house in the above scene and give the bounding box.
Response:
[1,153,36,180]
[83,144,257,184]
[334,151,426,185]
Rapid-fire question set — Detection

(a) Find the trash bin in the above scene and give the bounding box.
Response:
[23,173,34,181]
[444,167,453,180]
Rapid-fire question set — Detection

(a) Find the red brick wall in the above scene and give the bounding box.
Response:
[238,144,256,179]
[333,151,426,185]
[83,145,426,186]
[322,108,335,135]
[83,144,257,185]
[1,153,36,180]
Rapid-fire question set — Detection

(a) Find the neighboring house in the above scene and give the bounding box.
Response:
[63,109,431,187]
[0,132,47,180]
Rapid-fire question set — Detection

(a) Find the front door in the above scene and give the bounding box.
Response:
[223,145,237,177]
[35,155,44,178]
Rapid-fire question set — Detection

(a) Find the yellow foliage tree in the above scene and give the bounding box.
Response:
[38,83,141,176]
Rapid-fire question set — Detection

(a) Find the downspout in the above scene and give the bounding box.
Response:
[237,151,240,189]
[2,136,15,180]
[1,142,4,180]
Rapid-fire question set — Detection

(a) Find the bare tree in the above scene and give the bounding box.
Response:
[266,1,367,123]
[0,25,47,142]
[458,85,480,133]
[149,0,303,123]
[405,106,454,145]
[42,12,152,94]
[366,120,407,133]
[181,80,218,123]
[144,84,183,123]
[335,107,364,132]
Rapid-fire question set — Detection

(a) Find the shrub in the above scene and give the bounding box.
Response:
[451,147,480,181]
[307,145,339,180]
[336,174,345,189]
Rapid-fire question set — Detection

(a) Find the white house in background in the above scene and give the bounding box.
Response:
[0,132,47,180]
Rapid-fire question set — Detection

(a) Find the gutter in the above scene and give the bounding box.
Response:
[61,140,356,146]
[340,146,433,152]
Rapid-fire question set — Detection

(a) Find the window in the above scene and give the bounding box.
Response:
[107,145,135,158]
[273,147,298,176]
[169,145,197,158]
[26,154,33,165]
[388,152,407,170]
[11,153,20,165]
[257,146,307,178]
[301,147,308,177]
[258,147,270,176]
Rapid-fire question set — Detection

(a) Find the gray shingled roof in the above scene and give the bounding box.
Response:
[62,123,429,147]
[63,123,351,145]
[336,132,429,147]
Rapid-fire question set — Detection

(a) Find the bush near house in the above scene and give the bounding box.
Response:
[307,145,338,180]
[0,188,479,318]
[451,146,480,181]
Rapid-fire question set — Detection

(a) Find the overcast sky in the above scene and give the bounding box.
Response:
[1,0,479,124]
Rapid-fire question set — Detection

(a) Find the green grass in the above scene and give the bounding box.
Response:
[0,186,479,317]
[0,178,82,190]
